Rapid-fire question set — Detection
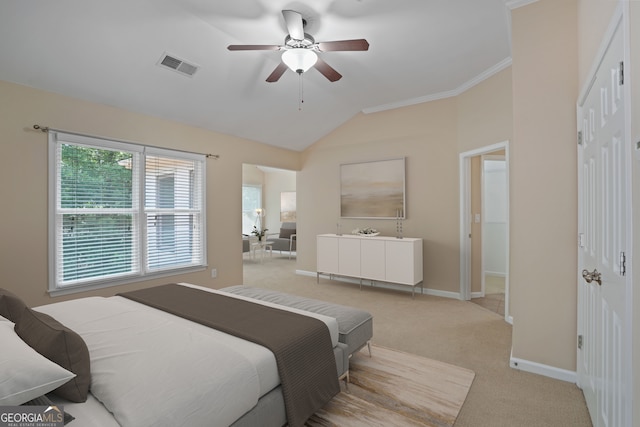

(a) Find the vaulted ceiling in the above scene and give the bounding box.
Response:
[0,0,514,151]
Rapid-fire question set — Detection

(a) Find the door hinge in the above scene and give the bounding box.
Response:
[620,252,626,276]
[578,233,585,248]
[578,130,583,146]
[578,334,583,350]
[619,61,624,85]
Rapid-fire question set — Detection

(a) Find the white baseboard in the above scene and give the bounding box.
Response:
[296,270,463,299]
[423,288,461,299]
[485,271,507,278]
[509,349,577,383]
[295,269,317,278]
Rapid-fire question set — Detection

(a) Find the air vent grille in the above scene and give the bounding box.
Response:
[158,53,199,77]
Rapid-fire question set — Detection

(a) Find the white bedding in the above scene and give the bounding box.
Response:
[34,283,339,427]
[49,393,120,427]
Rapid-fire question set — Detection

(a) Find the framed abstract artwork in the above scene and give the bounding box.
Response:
[340,158,405,219]
[280,191,296,222]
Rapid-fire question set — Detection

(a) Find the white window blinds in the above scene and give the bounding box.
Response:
[49,132,206,292]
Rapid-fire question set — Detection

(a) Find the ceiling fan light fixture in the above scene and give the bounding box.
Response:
[282,48,317,74]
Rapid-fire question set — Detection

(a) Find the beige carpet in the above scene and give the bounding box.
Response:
[308,345,474,427]
[242,255,593,427]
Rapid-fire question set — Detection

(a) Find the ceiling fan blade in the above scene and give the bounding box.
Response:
[266,61,289,83]
[227,44,281,51]
[317,39,370,52]
[313,57,342,82]
[282,10,304,41]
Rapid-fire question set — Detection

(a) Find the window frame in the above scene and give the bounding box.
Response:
[48,132,207,296]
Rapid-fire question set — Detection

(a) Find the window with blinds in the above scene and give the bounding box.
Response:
[49,132,206,293]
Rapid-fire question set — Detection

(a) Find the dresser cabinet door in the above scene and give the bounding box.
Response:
[338,238,361,277]
[360,239,386,280]
[317,236,339,274]
[385,240,417,285]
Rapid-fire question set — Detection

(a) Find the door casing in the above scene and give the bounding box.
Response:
[459,141,511,324]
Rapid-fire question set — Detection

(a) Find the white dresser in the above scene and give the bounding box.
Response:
[317,234,424,296]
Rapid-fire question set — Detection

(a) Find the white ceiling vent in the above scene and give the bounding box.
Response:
[158,53,199,77]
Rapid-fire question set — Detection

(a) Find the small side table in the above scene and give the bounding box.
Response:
[251,240,274,262]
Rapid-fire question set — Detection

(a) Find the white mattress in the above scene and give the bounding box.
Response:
[49,393,119,427]
[34,283,340,427]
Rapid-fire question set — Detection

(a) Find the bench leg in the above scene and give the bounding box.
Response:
[367,341,372,357]
[339,370,350,393]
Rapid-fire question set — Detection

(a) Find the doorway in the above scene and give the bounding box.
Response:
[459,142,511,323]
[242,164,297,268]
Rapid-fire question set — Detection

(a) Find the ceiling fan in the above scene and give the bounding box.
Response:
[227,9,369,83]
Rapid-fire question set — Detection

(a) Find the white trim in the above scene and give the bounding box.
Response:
[459,142,511,321]
[459,153,472,301]
[296,270,462,299]
[504,0,539,10]
[362,58,512,114]
[575,4,633,424]
[621,1,634,421]
[481,154,508,294]
[510,349,577,383]
[423,288,461,300]
[578,2,624,105]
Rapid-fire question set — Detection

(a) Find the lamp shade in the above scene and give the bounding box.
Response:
[282,48,317,74]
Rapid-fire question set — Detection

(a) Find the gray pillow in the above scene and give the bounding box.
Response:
[0,288,28,324]
[15,308,90,403]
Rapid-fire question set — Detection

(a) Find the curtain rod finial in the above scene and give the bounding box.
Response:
[33,124,48,132]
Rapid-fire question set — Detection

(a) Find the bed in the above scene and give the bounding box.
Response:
[0,283,348,427]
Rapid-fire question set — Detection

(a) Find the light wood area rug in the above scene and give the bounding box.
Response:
[307,345,475,427]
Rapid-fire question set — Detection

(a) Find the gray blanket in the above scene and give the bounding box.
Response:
[118,284,339,427]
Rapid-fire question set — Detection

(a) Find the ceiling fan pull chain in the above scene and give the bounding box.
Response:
[298,72,304,111]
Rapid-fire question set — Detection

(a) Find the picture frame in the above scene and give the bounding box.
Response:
[340,158,405,219]
[280,191,296,222]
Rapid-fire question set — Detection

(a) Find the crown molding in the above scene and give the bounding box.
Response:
[362,57,513,114]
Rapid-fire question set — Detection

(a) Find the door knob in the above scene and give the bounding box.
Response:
[582,268,602,286]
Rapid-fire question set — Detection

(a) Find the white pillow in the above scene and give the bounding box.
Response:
[0,321,76,405]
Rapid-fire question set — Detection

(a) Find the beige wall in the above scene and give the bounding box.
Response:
[0,80,300,307]
[510,0,579,371]
[457,68,513,152]
[1,0,633,388]
[299,99,462,294]
[242,164,265,187]
[241,165,296,233]
[298,68,513,297]
[577,0,620,88]
[264,169,296,233]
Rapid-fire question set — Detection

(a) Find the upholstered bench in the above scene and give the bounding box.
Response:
[220,286,373,358]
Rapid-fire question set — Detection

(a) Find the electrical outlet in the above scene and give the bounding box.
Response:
[211,268,217,278]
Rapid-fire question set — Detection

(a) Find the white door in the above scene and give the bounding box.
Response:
[577,17,629,427]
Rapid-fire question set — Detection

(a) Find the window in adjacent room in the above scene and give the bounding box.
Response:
[241,184,262,235]
[48,131,206,294]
